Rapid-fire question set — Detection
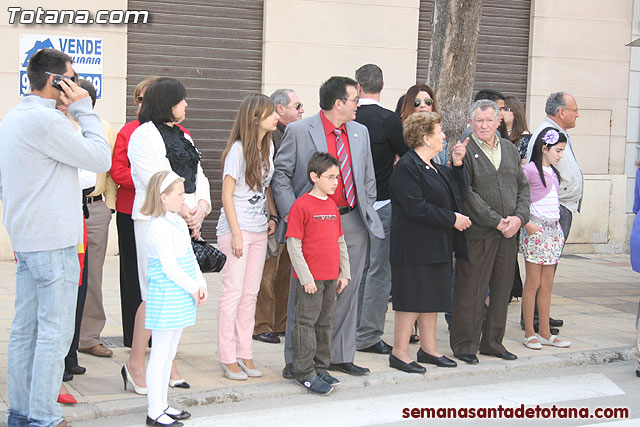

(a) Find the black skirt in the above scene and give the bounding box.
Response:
[391,261,453,313]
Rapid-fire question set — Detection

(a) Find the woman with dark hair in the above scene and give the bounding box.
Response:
[398,84,446,166]
[388,112,470,373]
[498,95,531,163]
[122,77,211,395]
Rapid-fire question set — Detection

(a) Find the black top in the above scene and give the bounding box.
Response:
[518,134,532,160]
[390,150,468,265]
[155,123,200,194]
[354,104,408,200]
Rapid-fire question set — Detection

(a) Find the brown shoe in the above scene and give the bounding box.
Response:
[78,343,113,358]
[54,419,68,427]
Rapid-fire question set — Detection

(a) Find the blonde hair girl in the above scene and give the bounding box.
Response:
[141,170,207,426]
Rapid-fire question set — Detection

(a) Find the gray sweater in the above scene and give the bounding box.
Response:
[0,95,111,252]
[461,137,530,240]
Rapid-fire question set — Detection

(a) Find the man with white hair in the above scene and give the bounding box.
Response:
[449,99,529,365]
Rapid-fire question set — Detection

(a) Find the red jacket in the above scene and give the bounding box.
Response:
[111,120,190,214]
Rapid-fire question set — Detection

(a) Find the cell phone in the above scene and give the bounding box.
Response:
[45,72,75,91]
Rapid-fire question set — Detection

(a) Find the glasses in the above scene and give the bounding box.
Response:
[289,102,303,110]
[319,173,339,181]
[342,96,359,104]
[44,71,76,82]
[563,107,579,113]
[414,98,434,108]
[135,96,144,104]
[500,107,513,112]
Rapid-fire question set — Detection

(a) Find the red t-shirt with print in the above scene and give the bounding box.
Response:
[286,192,344,281]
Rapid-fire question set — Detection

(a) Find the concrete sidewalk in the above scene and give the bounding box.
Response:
[0,253,638,424]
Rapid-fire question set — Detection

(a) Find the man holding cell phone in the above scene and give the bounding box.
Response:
[0,48,111,427]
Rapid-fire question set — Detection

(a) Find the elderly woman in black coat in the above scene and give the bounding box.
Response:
[389,112,470,374]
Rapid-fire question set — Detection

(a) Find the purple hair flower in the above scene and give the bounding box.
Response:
[542,129,560,145]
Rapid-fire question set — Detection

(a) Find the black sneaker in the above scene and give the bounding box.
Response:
[317,370,340,386]
[296,375,332,395]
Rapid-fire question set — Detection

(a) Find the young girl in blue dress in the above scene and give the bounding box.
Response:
[141,170,208,426]
[520,127,571,351]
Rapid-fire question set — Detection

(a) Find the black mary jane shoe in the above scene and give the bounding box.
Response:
[389,354,426,374]
[416,348,457,368]
[146,415,183,426]
[164,407,191,421]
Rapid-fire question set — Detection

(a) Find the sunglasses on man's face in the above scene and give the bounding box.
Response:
[414,98,434,108]
[44,71,77,83]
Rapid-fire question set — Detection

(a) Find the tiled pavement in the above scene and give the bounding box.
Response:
[0,253,637,423]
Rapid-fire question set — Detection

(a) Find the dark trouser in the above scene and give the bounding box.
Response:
[450,237,517,355]
[65,252,88,370]
[292,279,336,381]
[520,205,573,327]
[254,243,291,335]
[116,212,142,348]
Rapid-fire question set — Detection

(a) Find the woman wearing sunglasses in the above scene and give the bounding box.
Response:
[398,85,446,165]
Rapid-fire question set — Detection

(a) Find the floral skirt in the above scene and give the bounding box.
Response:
[519,217,564,265]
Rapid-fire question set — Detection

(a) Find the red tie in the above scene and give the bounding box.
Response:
[333,129,356,208]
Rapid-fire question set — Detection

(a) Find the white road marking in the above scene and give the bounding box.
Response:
[180,374,625,426]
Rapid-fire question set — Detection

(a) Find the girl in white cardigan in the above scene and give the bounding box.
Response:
[142,170,207,426]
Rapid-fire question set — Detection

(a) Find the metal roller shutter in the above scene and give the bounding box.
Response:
[126,0,264,240]
[417,0,531,103]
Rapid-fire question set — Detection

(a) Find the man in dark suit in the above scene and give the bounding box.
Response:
[273,76,384,377]
[252,89,305,345]
[449,99,529,365]
[353,64,407,355]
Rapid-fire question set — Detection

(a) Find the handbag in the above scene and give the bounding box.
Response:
[191,237,226,273]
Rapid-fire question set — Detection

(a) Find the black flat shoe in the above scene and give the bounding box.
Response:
[146,415,183,426]
[62,370,73,382]
[636,369,640,378]
[67,365,86,375]
[282,363,294,379]
[480,350,517,361]
[358,340,392,355]
[416,348,457,368]
[549,317,564,327]
[389,354,426,374]
[327,362,370,376]
[455,353,479,364]
[252,332,280,344]
[164,407,191,421]
[169,379,191,389]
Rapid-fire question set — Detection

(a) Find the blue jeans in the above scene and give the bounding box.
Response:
[7,247,79,427]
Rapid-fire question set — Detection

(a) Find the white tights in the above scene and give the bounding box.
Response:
[146,328,183,422]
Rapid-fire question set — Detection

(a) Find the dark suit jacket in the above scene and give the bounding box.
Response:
[271,112,384,241]
[390,150,468,265]
[354,103,408,200]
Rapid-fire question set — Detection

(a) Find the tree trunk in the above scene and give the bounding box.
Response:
[427,0,482,154]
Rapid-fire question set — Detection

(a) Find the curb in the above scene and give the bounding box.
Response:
[8,346,632,426]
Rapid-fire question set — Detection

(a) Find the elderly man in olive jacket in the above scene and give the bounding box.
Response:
[450,99,530,365]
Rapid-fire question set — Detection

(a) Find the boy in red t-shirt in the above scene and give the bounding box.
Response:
[286,152,350,395]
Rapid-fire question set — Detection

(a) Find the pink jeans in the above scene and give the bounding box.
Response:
[217,230,268,364]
